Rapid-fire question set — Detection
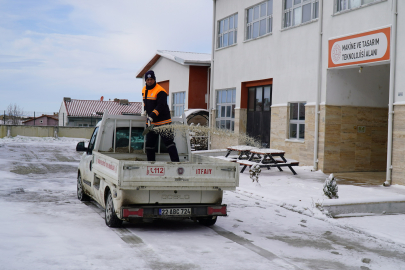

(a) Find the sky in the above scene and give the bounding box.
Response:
[0,0,213,114]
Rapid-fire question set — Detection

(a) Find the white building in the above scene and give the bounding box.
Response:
[136,50,211,117]
[211,0,404,185]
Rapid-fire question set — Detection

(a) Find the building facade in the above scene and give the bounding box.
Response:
[136,50,211,117]
[23,114,58,126]
[211,0,404,185]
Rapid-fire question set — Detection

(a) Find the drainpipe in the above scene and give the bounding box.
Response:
[313,0,323,171]
[207,67,211,110]
[208,0,216,150]
[384,0,398,187]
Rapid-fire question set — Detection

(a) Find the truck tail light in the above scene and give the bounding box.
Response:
[207,206,227,216]
[122,208,144,218]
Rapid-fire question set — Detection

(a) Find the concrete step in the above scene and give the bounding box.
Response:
[318,196,405,218]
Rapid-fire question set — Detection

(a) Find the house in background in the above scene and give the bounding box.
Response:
[136,50,211,117]
[58,97,142,127]
[23,114,58,126]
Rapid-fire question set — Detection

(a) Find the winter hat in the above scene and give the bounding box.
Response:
[145,70,156,81]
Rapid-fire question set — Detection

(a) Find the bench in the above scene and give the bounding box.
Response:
[237,159,299,175]
[213,156,238,162]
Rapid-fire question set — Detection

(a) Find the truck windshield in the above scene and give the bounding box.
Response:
[115,127,144,150]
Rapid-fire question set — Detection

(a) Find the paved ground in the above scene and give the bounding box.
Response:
[1,138,405,269]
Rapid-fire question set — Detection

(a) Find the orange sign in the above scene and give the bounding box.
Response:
[328,27,391,68]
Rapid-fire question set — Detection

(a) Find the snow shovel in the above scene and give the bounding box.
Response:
[142,119,155,136]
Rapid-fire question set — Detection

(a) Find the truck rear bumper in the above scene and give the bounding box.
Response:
[121,204,227,219]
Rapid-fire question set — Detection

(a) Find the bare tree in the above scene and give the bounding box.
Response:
[7,103,24,125]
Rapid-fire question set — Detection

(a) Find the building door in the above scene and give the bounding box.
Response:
[246,85,272,147]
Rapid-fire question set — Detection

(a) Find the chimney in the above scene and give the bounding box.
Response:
[100,96,104,101]
[64,97,71,102]
[119,99,129,105]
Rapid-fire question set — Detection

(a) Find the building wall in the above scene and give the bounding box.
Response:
[213,0,400,177]
[270,105,315,166]
[67,117,100,127]
[0,125,94,139]
[188,66,209,109]
[58,102,68,126]
[392,105,405,185]
[320,105,388,173]
[24,116,58,126]
[151,57,190,110]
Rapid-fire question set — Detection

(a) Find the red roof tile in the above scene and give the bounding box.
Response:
[64,99,142,117]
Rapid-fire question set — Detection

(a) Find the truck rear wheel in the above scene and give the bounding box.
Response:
[198,216,217,226]
[105,191,123,227]
[77,174,90,201]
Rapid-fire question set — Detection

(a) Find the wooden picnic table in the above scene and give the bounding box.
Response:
[225,145,257,160]
[237,148,299,175]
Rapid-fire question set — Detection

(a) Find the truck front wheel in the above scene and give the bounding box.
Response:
[198,216,217,226]
[77,174,90,201]
[105,191,123,227]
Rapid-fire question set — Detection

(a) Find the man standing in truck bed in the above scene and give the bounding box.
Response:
[142,70,180,162]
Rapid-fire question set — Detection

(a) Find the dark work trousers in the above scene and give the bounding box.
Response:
[145,125,180,162]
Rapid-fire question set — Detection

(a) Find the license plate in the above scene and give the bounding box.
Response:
[159,208,191,216]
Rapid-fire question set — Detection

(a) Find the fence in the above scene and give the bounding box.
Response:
[0,125,94,139]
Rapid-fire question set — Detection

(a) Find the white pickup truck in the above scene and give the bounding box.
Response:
[76,111,239,227]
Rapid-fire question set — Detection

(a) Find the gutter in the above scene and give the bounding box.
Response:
[314,0,324,171]
[208,0,216,150]
[384,0,398,186]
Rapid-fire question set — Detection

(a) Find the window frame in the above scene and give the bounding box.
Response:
[334,0,385,14]
[247,85,272,112]
[172,91,186,117]
[288,102,306,140]
[217,13,238,49]
[282,0,319,29]
[245,0,274,41]
[215,89,236,131]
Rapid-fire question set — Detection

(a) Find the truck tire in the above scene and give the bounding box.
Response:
[105,191,123,227]
[198,216,217,226]
[77,174,90,201]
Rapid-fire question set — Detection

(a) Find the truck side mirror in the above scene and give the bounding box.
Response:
[76,142,87,152]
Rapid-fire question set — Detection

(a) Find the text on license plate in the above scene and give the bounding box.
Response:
[159,208,191,216]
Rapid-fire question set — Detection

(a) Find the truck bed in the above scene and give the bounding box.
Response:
[92,151,239,191]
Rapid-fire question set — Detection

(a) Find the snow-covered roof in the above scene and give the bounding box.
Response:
[136,50,211,78]
[63,99,142,117]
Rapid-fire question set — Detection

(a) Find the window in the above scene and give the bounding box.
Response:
[283,0,319,28]
[216,89,236,131]
[289,103,306,139]
[88,127,99,153]
[115,127,144,150]
[248,85,271,112]
[246,0,273,40]
[172,92,185,117]
[218,13,238,49]
[335,0,381,13]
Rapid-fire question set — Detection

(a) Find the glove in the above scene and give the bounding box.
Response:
[141,110,146,116]
[147,116,153,124]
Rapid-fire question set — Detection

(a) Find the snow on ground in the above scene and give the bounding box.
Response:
[235,165,405,247]
[1,136,405,269]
